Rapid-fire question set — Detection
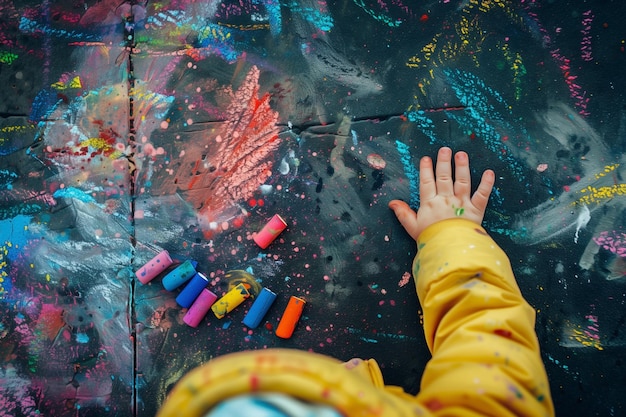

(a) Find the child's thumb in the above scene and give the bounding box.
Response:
[388,200,420,240]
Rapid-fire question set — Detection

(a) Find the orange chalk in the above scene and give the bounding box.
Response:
[275,296,306,339]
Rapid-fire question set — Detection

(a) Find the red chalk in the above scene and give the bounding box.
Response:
[253,214,287,249]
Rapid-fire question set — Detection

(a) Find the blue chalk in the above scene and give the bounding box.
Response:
[176,272,209,308]
[162,260,197,291]
[242,287,277,329]
[395,140,420,210]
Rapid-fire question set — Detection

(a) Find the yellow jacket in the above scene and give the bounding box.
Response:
[158,219,554,417]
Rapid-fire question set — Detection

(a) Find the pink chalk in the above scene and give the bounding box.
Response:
[253,214,287,249]
[183,289,218,327]
[135,250,173,284]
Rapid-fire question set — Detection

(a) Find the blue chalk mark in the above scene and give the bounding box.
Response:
[540,175,555,195]
[547,354,569,371]
[30,88,62,122]
[53,187,97,204]
[0,204,44,220]
[350,129,358,146]
[0,215,38,297]
[447,111,527,181]
[264,0,282,36]
[405,110,438,144]
[0,147,17,157]
[443,68,530,185]
[395,140,420,210]
[347,326,419,342]
[351,0,402,27]
[19,17,101,42]
[0,170,18,190]
[0,215,34,250]
[490,185,505,207]
[146,10,191,27]
[486,224,528,239]
[76,333,90,344]
[284,2,334,32]
[443,68,510,115]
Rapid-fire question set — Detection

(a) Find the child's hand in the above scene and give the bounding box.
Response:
[389,147,495,241]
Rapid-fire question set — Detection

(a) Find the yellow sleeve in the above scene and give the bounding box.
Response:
[414,218,554,417]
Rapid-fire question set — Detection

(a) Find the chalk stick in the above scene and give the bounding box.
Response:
[253,214,287,249]
[135,250,173,284]
[276,296,306,339]
[242,288,277,328]
[183,289,218,327]
[211,283,251,319]
[162,259,197,291]
[176,272,208,308]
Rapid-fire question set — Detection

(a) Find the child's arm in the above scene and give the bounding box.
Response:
[389,148,554,416]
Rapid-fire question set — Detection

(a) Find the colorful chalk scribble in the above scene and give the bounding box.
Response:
[564,313,603,351]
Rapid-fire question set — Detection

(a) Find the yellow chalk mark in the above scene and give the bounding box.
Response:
[79,137,123,159]
[52,76,82,90]
[594,163,619,179]
[575,184,626,205]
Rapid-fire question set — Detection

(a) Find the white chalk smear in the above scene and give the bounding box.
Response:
[574,204,591,244]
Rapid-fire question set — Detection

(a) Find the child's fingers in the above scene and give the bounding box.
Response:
[419,156,437,201]
[435,147,454,196]
[453,151,471,198]
[470,169,495,215]
[388,200,420,240]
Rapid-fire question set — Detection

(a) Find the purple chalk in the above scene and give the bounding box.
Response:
[183,289,218,328]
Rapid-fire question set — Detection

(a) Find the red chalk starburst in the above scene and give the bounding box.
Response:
[162,65,281,231]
